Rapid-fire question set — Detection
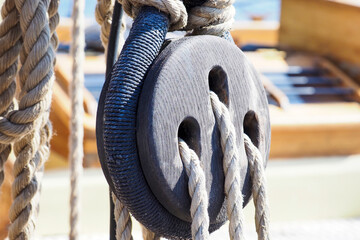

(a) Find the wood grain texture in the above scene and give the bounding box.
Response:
[279,0,360,65]
[137,36,270,223]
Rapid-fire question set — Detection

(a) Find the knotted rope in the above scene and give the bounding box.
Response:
[0,0,21,189]
[118,0,187,31]
[186,0,235,36]
[69,0,85,239]
[115,0,233,35]
[0,0,58,238]
[178,139,210,240]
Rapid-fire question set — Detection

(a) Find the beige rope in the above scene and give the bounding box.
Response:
[69,0,85,239]
[244,135,270,240]
[95,0,115,51]
[178,138,210,240]
[210,91,270,240]
[48,0,60,60]
[210,92,246,240]
[117,0,187,31]
[112,192,133,240]
[0,0,21,189]
[142,226,160,240]
[186,0,235,36]
[7,0,56,238]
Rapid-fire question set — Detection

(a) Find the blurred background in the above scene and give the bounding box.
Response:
[1,0,360,239]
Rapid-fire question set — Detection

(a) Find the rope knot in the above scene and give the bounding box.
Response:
[186,0,235,35]
[118,0,187,31]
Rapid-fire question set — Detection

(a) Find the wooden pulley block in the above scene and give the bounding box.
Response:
[98,9,270,236]
[137,35,270,232]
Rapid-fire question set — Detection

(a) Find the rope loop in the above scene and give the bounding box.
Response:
[118,0,187,31]
[186,0,235,36]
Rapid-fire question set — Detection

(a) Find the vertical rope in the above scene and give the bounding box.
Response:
[69,0,85,239]
[8,0,56,238]
[209,92,246,240]
[96,2,134,240]
[95,0,115,54]
[244,135,270,240]
[112,193,133,240]
[178,138,210,240]
[141,226,160,240]
[0,0,21,189]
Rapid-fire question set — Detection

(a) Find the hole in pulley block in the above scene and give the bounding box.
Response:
[243,110,260,148]
[178,117,201,157]
[208,66,229,107]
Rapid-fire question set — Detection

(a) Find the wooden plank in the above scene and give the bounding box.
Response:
[279,0,360,65]
[231,21,279,47]
[269,103,360,158]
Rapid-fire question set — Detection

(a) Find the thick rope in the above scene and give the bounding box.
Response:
[0,0,21,189]
[244,135,270,240]
[186,0,235,36]
[95,0,115,51]
[210,91,270,240]
[117,0,187,31]
[178,138,210,240]
[0,0,55,145]
[7,0,56,238]
[69,0,85,239]
[210,92,246,240]
[112,192,133,240]
[142,226,160,240]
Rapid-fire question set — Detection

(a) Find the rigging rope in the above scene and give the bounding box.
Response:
[69,0,85,239]
[178,138,210,240]
[210,91,246,240]
[5,0,57,238]
[95,0,270,239]
[0,0,21,189]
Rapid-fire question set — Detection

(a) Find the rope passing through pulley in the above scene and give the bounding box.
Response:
[95,0,271,239]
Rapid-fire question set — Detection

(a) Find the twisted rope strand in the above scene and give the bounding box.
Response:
[69,0,85,239]
[117,0,187,31]
[95,0,115,51]
[210,91,246,240]
[48,0,60,58]
[112,192,133,240]
[142,226,160,240]
[8,0,56,238]
[0,0,56,145]
[0,0,21,189]
[178,138,210,240]
[244,135,270,240]
[186,0,235,36]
